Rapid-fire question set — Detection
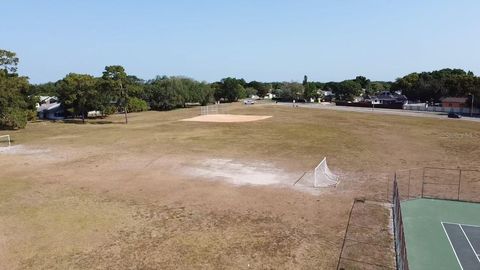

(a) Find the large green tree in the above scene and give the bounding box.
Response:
[144,76,214,109]
[354,76,370,89]
[302,75,316,100]
[102,65,129,124]
[246,81,269,98]
[217,77,246,102]
[302,75,308,87]
[0,49,34,129]
[145,77,185,110]
[57,73,98,123]
[391,69,480,104]
[335,80,362,101]
[278,82,304,101]
[304,83,317,100]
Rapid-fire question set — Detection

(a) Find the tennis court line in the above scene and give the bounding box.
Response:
[460,224,480,257]
[442,222,464,270]
[459,225,480,264]
[442,222,480,229]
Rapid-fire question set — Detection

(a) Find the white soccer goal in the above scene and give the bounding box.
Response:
[0,135,11,147]
[200,104,227,115]
[314,157,338,187]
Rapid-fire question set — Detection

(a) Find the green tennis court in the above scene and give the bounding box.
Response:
[402,199,480,270]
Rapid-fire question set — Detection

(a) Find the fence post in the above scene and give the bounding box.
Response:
[421,168,426,198]
[458,169,462,201]
[336,200,356,270]
[407,170,411,199]
[386,174,390,202]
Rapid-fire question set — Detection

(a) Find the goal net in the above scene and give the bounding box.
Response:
[314,157,338,187]
[200,104,227,115]
[0,135,11,147]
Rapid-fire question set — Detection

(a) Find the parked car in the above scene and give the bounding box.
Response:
[448,112,462,118]
[244,99,255,105]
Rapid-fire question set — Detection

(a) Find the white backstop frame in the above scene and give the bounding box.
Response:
[200,104,228,115]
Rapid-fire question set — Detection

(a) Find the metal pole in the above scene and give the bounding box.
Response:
[386,174,389,202]
[421,168,426,198]
[471,94,474,117]
[407,170,411,199]
[458,169,462,201]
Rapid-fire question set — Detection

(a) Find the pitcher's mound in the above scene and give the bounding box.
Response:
[181,114,272,123]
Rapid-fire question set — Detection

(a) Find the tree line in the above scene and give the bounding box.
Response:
[1,48,480,129]
[391,69,480,103]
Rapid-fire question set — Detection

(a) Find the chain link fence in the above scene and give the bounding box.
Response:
[392,177,409,270]
[337,167,480,270]
[391,167,480,270]
[394,167,480,203]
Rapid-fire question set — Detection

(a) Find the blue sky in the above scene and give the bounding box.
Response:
[2,0,479,83]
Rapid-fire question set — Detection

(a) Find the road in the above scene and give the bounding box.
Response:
[272,102,480,123]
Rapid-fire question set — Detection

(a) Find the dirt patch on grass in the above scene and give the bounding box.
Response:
[183,158,338,196]
[0,145,50,155]
[186,158,296,186]
[181,114,272,122]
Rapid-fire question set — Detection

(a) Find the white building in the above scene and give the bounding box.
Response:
[36,96,65,120]
[263,93,275,99]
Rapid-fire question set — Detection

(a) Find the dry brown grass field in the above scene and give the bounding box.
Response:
[1,103,480,269]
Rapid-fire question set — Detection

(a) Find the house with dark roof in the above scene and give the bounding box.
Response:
[368,91,408,105]
[441,97,468,108]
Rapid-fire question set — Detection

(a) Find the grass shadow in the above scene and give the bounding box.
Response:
[61,119,117,125]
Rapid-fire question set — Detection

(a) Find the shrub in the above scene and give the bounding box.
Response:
[0,108,28,129]
[26,109,37,121]
[102,105,118,116]
[127,97,149,112]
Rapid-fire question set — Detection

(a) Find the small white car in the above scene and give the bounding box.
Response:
[244,99,255,105]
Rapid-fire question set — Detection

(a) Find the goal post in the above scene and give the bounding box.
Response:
[314,157,338,187]
[0,135,11,147]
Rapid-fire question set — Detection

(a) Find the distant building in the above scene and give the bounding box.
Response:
[321,90,334,97]
[38,96,58,105]
[319,90,334,102]
[441,97,468,108]
[36,96,65,120]
[369,91,408,105]
[263,93,275,99]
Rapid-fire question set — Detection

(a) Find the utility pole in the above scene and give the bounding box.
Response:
[120,81,128,124]
[471,94,475,117]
